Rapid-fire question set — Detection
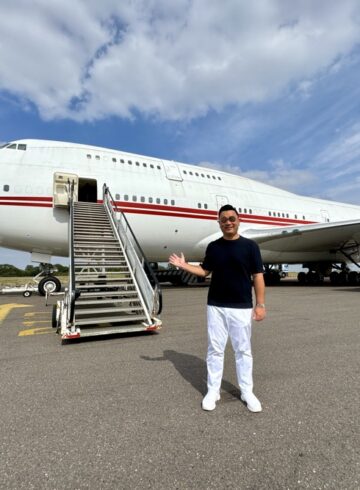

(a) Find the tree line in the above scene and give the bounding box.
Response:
[0,264,69,277]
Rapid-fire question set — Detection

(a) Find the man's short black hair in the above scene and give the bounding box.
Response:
[218,204,238,217]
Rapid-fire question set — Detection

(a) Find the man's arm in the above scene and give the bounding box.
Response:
[253,273,266,321]
[169,253,209,277]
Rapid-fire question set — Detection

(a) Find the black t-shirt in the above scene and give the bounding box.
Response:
[201,236,264,308]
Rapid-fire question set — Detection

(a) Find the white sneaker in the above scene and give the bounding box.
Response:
[240,392,262,412]
[202,392,221,411]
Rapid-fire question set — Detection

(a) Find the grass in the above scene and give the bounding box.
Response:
[0,276,68,288]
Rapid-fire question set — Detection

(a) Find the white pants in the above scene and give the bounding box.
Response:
[206,305,253,394]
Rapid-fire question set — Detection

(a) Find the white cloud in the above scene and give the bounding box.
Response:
[0,0,360,121]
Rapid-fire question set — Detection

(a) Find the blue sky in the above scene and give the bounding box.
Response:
[1,0,360,268]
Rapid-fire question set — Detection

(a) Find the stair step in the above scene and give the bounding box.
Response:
[74,315,147,326]
[76,306,144,316]
[75,297,140,305]
[71,324,152,337]
[77,290,137,298]
[74,262,127,267]
[75,240,118,244]
[75,275,131,282]
[75,282,133,289]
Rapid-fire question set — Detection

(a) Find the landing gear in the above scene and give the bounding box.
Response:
[298,258,360,286]
[26,263,63,296]
[38,276,61,296]
[263,265,286,285]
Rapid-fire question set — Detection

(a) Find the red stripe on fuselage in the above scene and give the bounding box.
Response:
[0,196,318,226]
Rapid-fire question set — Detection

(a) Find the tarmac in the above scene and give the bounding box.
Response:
[0,281,359,490]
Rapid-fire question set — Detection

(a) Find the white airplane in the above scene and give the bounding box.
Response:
[1,138,360,293]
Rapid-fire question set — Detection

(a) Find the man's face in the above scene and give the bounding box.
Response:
[218,210,240,238]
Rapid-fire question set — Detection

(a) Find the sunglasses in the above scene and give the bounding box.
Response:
[219,216,238,223]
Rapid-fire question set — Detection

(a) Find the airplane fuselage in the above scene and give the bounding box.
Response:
[1,139,360,264]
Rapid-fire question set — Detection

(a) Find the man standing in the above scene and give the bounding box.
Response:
[169,204,266,412]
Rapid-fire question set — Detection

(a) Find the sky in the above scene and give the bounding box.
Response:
[1,0,360,268]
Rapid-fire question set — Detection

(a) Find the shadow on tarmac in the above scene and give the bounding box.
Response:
[142,350,239,399]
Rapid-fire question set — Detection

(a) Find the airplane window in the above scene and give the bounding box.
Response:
[239,208,242,213]
[207,175,210,179]
[286,214,289,218]
[171,200,175,205]
[189,172,193,175]
[183,170,187,174]
[120,159,125,163]
[136,161,140,166]
[201,174,205,177]
[282,213,285,217]
[95,155,100,160]
[204,203,208,209]
[303,216,305,220]
[156,198,161,204]
[3,185,9,191]
[132,195,137,201]
[7,144,16,149]
[249,209,252,214]
[295,214,297,219]
[18,144,27,150]
[278,212,281,217]
[0,143,9,149]
[149,197,153,203]
[115,194,120,200]
[198,203,202,208]
[268,211,271,216]
[87,154,91,159]
[164,199,168,204]
[212,176,216,179]
[244,209,247,213]
[143,163,147,168]
[141,196,145,202]
[124,195,129,201]
[195,173,199,177]
[150,164,154,169]
[157,165,161,170]
[112,158,117,162]
[217,177,221,180]
[128,160,132,165]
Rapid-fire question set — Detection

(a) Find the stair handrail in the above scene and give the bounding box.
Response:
[103,184,162,315]
[67,179,77,325]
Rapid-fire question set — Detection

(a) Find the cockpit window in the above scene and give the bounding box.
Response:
[0,143,27,150]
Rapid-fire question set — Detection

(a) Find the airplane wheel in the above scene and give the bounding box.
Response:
[38,276,61,296]
[329,272,339,285]
[297,272,306,284]
[348,271,359,285]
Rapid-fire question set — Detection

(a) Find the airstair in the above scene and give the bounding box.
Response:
[54,183,162,340]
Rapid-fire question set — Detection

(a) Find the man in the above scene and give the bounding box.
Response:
[169,204,266,412]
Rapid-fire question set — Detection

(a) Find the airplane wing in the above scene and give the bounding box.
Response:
[243,219,360,253]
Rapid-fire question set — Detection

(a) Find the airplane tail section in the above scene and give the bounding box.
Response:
[56,183,162,340]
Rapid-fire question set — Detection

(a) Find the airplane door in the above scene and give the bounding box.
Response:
[163,162,183,181]
[78,178,98,202]
[321,209,330,223]
[53,172,78,208]
[216,195,229,209]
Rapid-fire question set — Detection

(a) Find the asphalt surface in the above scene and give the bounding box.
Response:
[0,282,359,490]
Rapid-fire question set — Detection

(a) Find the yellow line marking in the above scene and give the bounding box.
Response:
[18,327,53,336]
[23,320,50,326]
[24,312,48,318]
[0,304,32,324]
